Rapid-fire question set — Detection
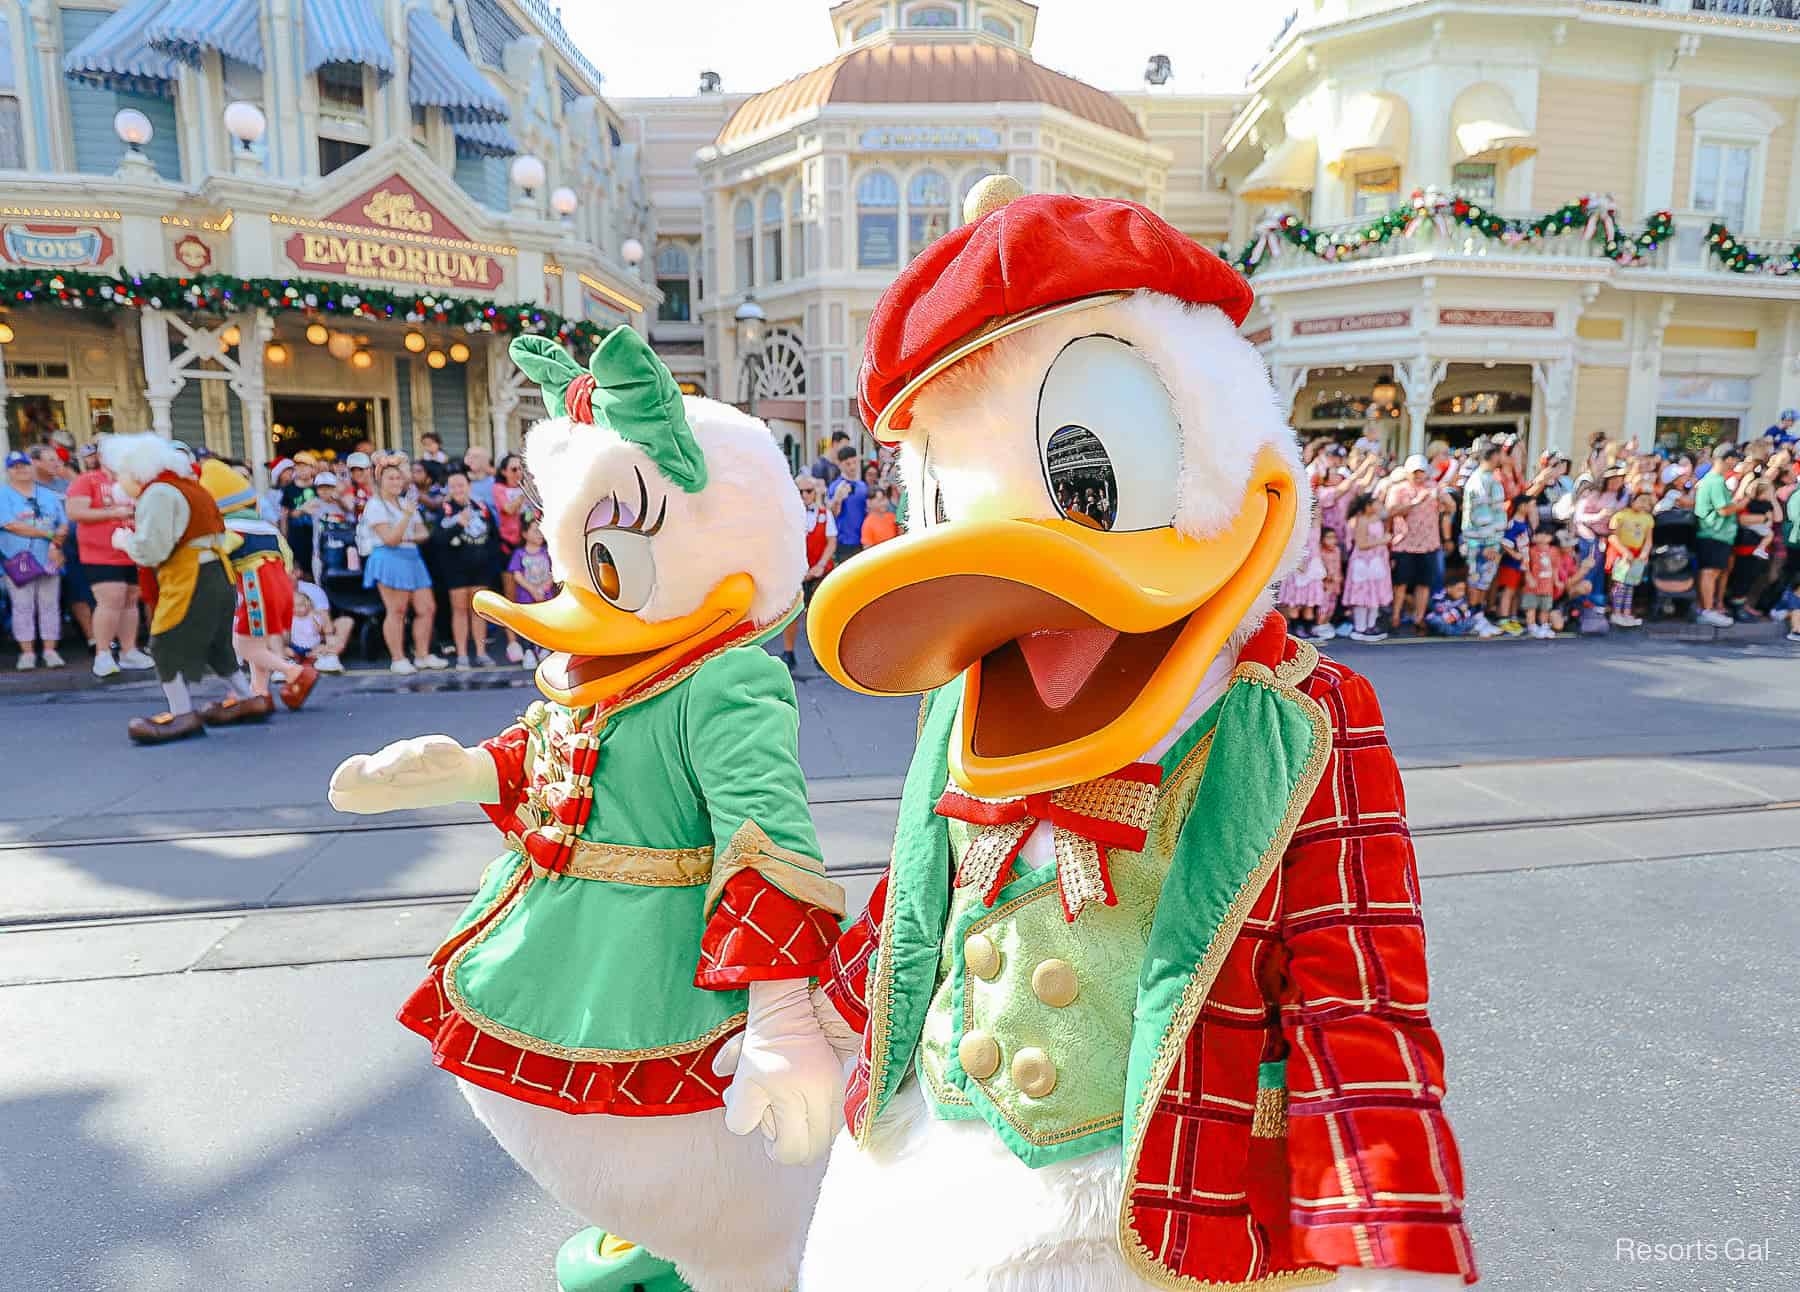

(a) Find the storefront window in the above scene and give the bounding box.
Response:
[1656,416,1740,456]
[857,170,900,268]
[9,394,67,447]
[1353,166,1400,218]
[1692,140,1753,230]
[1450,161,1496,205]
[656,244,691,322]
[761,190,784,282]
[87,396,114,437]
[907,169,951,254]
[734,199,755,288]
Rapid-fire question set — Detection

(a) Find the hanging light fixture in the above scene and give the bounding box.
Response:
[326,332,356,360]
[350,349,374,370]
[265,342,290,364]
[306,322,329,345]
[0,321,15,344]
[220,324,242,347]
[1372,371,1399,407]
[448,341,470,363]
[426,350,447,369]
[404,331,426,353]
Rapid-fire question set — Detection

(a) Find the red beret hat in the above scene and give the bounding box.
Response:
[858,193,1253,439]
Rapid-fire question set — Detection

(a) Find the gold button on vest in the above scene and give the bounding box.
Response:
[959,1030,1001,1080]
[1031,958,1079,1007]
[964,932,1001,980]
[1011,1047,1057,1098]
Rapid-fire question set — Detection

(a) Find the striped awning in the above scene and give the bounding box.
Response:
[454,119,519,159]
[304,0,394,80]
[147,0,263,70]
[407,4,508,124]
[63,0,182,96]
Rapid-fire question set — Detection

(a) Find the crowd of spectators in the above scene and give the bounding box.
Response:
[1281,410,1800,643]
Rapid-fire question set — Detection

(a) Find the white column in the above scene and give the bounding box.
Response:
[1774,309,1800,420]
[1638,76,1683,219]
[1623,296,1673,444]
[1532,355,1576,457]
[231,311,272,489]
[0,338,10,452]
[140,309,180,438]
[486,341,521,457]
[1397,356,1446,458]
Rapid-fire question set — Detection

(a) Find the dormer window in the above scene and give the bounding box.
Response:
[853,17,882,38]
[981,15,1015,39]
[907,5,959,28]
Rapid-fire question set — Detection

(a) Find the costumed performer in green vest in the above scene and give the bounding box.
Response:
[329,328,848,1292]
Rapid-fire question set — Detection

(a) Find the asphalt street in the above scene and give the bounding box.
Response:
[2,633,1797,1291]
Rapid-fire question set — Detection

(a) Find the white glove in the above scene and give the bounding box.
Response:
[711,978,843,1166]
[328,734,500,815]
[1331,1269,1467,1291]
[110,528,133,552]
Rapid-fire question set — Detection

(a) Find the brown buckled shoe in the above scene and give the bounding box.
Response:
[128,710,207,745]
[279,663,320,711]
[200,693,275,726]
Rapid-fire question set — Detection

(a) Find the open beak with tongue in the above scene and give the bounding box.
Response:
[807,447,1298,799]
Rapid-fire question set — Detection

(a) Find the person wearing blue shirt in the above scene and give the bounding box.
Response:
[1764,409,1796,447]
[0,449,69,668]
[828,443,870,559]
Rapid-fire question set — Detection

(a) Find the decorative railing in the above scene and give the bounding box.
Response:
[1228,189,1799,282]
[1691,0,1800,20]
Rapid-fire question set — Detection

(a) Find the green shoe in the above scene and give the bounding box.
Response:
[556,1228,691,1292]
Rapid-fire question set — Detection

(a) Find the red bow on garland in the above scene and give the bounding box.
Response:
[934,763,1164,922]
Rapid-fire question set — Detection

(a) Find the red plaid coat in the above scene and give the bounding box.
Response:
[824,616,1476,1287]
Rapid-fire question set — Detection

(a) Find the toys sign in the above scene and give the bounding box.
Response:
[1,223,114,268]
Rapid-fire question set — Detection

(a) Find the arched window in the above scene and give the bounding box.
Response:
[907,4,958,27]
[733,198,754,289]
[908,169,951,252]
[852,16,882,38]
[980,14,1015,39]
[787,182,806,278]
[857,170,900,268]
[655,243,691,322]
[761,190,784,281]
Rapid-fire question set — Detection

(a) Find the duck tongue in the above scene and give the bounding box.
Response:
[1014,627,1120,711]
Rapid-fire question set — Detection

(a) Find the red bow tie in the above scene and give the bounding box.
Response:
[934,763,1164,922]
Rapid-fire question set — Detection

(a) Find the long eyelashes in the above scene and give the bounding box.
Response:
[587,466,668,536]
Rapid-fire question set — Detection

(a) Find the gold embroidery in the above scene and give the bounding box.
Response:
[1251,1086,1288,1139]
[704,819,845,916]
[563,842,712,886]
[954,818,1031,899]
[1116,667,1336,1292]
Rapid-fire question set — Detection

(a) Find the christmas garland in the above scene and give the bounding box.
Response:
[1231,189,1673,277]
[0,267,606,352]
[1704,223,1800,276]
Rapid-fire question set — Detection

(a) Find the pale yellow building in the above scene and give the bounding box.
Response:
[1216,0,1800,458]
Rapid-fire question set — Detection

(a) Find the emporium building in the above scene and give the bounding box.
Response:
[0,0,654,475]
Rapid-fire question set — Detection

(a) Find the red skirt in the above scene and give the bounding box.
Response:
[398,965,739,1117]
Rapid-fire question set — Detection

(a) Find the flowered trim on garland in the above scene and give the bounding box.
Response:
[1229,189,1673,278]
[0,267,607,352]
[1704,223,1800,276]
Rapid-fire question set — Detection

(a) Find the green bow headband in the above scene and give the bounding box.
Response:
[509,328,707,493]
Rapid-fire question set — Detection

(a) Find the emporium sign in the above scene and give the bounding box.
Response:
[1,223,114,268]
[860,126,1002,151]
[280,176,506,292]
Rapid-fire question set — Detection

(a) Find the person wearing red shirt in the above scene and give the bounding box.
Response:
[65,447,155,678]
[780,472,837,670]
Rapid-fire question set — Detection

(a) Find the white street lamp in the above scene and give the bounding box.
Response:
[113,108,153,152]
[223,100,266,151]
[735,295,767,420]
[510,154,547,198]
[550,186,579,217]
[620,237,645,268]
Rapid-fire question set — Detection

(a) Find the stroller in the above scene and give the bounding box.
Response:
[315,518,386,661]
[1648,544,1697,621]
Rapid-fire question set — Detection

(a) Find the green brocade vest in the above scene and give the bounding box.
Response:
[435,638,825,1063]
[862,660,1331,1171]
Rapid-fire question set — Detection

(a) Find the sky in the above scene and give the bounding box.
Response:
[563,0,1295,100]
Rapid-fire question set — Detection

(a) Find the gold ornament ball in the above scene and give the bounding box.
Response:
[265,342,289,365]
[305,322,329,345]
[448,341,470,364]
[403,331,427,353]
[426,350,447,369]
[963,173,1025,225]
[350,349,374,370]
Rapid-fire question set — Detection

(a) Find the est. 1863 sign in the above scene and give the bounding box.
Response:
[1,223,114,268]
[279,176,505,292]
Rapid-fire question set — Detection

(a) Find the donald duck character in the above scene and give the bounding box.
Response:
[329,327,847,1292]
[786,178,1477,1291]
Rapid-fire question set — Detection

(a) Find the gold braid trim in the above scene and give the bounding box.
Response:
[561,842,712,886]
[855,838,905,1149]
[442,880,748,1061]
[704,819,845,917]
[1115,662,1337,1292]
[1252,1086,1290,1140]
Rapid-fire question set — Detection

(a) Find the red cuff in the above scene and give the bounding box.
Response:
[694,870,841,990]
[479,724,531,835]
[821,873,887,1033]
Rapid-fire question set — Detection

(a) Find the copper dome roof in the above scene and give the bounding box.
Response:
[715,40,1145,148]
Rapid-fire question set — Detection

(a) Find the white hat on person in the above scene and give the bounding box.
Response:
[345,451,373,469]
[1404,453,1430,474]
[314,471,340,486]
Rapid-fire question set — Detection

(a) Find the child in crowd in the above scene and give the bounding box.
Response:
[506,516,556,667]
[1278,512,1332,639]
[1317,527,1343,634]
[1776,574,1800,643]
[1519,526,1560,639]
[1426,564,1482,637]
[1494,494,1537,636]
[288,581,352,674]
[1554,529,1594,634]
[1341,493,1393,642]
[1606,489,1655,627]
[1740,480,1779,560]
[860,489,900,548]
